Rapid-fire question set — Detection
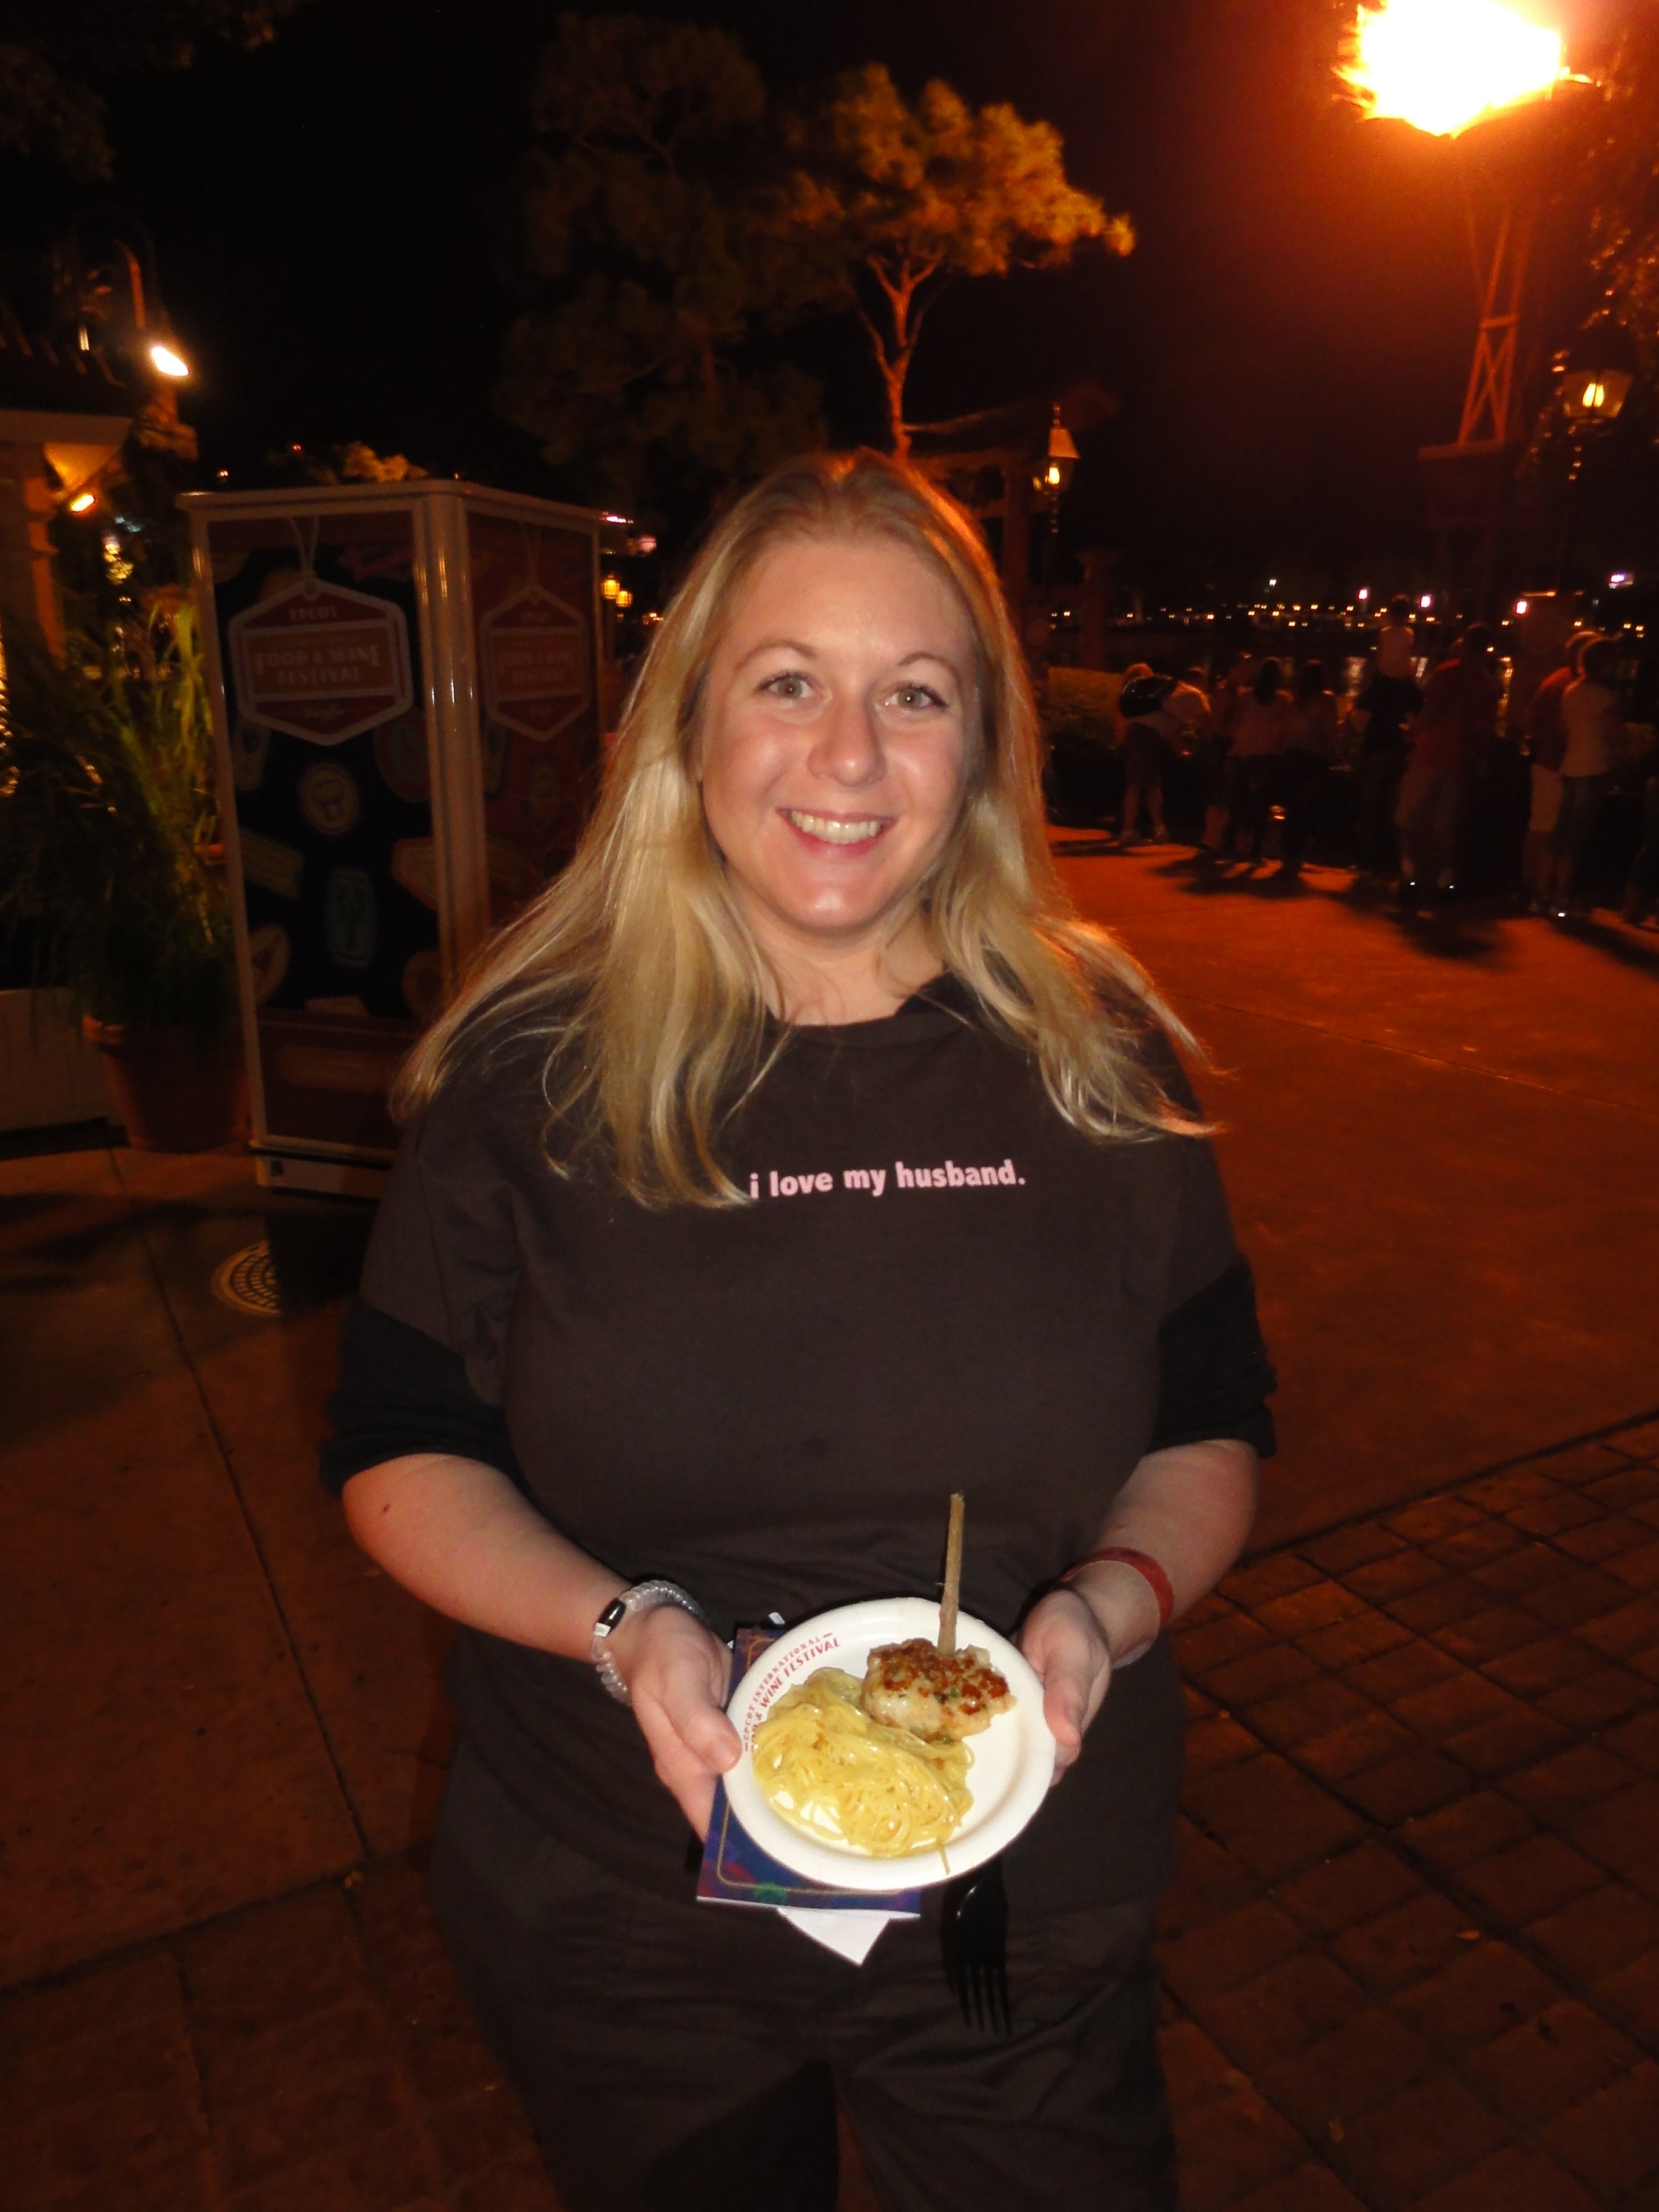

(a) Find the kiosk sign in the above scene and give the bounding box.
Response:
[480,584,589,743]
[229,577,414,746]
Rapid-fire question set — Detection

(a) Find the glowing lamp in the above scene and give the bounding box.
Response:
[1555,319,1637,426]
[1357,586,1370,602]
[1419,593,1433,609]
[1515,597,1529,615]
[615,588,633,610]
[1042,406,1079,499]
[1610,571,1633,588]
[67,490,97,514]
[601,576,620,602]
[149,341,190,379]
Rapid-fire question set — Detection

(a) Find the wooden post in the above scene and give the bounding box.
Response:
[0,438,64,659]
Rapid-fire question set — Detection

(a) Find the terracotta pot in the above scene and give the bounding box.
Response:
[80,1019,247,1153]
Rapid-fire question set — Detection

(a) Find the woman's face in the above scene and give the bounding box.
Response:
[699,534,976,963]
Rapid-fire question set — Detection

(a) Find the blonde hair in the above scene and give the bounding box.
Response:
[396,449,1199,1203]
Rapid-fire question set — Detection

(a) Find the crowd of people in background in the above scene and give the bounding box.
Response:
[1087,592,1659,926]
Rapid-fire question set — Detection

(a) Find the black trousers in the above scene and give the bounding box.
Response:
[430,1741,1175,2212]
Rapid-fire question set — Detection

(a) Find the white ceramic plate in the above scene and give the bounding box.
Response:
[723,1596,1057,1892]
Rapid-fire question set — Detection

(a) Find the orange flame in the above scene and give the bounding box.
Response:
[1343,0,1564,138]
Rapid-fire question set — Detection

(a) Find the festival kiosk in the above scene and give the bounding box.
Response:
[183,480,605,1196]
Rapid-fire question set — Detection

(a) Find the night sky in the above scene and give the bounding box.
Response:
[28,0,1649,597]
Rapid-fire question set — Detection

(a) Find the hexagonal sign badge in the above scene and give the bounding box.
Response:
[229,575,414,746]
[480,583,589,744]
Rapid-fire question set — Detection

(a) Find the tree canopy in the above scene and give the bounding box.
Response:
[0,0,314,179]
[494,12,826,520]
[1581,19,1659,377]
[783,65,1131,454]
[495,18,1124,512]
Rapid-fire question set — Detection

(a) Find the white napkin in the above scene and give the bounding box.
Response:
[776,1906,906,1965]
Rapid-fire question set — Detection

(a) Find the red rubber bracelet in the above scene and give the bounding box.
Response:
[1059,1546,1175,1630]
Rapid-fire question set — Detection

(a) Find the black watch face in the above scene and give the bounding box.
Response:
[596,1598,629,1635]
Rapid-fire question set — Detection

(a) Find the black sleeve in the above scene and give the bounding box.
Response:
[318,1296,526,1496]
[1149,1254,1277,1460]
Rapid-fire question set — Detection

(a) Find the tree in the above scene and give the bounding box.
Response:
[1581,19,1659,375]
[0,0,315,179]
[783,65,1131,455]
[494,13,826,519]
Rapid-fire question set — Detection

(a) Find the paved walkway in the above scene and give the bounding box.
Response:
[4,853,1657,2208]
[4,1415,1657,2210]
[1161,1415,1659,2211]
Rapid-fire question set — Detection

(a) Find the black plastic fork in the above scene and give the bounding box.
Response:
[940,1857,1011,2034]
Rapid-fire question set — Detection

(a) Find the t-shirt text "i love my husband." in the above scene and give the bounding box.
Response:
[748,1158,1027,1200]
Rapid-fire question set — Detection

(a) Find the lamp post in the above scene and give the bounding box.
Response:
[1552,315,1637,589]
[1034,403,1079,622]
[1343,0,1584,614]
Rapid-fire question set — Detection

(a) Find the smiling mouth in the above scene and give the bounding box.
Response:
[784,810,889,846]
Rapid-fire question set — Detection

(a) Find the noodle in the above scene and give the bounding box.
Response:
[751,1668,974,1856]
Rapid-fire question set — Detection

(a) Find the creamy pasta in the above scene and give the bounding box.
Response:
[751,1667,975,1856]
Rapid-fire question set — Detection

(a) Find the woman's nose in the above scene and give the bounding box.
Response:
[806,692,884,786]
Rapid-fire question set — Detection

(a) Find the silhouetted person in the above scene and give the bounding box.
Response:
[1521,631,1590,911]
[1225,660,1290,862]
[1395,625,1498,902]
[1353,595,1423,877]
[1279,662,1339,874]
[1622,728,1659,927]
[1546,635,1624,919]
[1116,669,1175,845]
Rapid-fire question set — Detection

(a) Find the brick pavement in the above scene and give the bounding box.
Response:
[4,1416,1658,2211]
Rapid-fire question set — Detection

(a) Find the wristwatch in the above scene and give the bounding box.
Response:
[590,1579,708,1705]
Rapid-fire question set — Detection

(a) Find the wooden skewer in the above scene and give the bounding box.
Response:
[938,1492,966,1656]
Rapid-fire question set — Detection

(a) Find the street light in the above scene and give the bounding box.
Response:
[1553,317,1637,428]
[1552,315,1638,588]
[1037,405,1079,498]
[148,341,190,380]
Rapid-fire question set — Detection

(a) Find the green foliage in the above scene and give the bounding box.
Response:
[1584,21,1659,380]
[0,0,317,178]
[495,12,828,517]
[783,65,1131,451]
[1042,666,1122,749]
[0,604,235,1032]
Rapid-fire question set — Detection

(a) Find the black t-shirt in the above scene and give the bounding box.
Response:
[332,982,1275,1912]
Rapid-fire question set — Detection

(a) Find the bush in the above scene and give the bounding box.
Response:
[0,604,235,1033]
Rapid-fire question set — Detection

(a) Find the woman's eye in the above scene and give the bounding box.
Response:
[891,683,945,711]
[763,672,810,701]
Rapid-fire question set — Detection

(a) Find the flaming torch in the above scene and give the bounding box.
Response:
[1344,0,1577,611]
[1342,0,1564,140]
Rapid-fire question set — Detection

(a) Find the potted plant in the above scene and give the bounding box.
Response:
[0,601,242,1151]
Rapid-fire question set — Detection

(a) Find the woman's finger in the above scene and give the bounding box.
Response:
[659,1672,742,1772]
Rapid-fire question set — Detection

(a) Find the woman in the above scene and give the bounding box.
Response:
[1352,597,1421,879]
[323,452,1273,2212]
[1279,660,1339,874]
[1224,658,1290,860]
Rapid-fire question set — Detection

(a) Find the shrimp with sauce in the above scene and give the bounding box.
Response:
[860,1637,1014,1742]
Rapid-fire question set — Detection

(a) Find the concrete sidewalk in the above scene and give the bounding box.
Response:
[2,854,1656,2208]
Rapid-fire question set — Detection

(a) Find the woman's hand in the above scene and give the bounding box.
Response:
[1019,1586,1115,1782]
[609,1603,741,1838]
